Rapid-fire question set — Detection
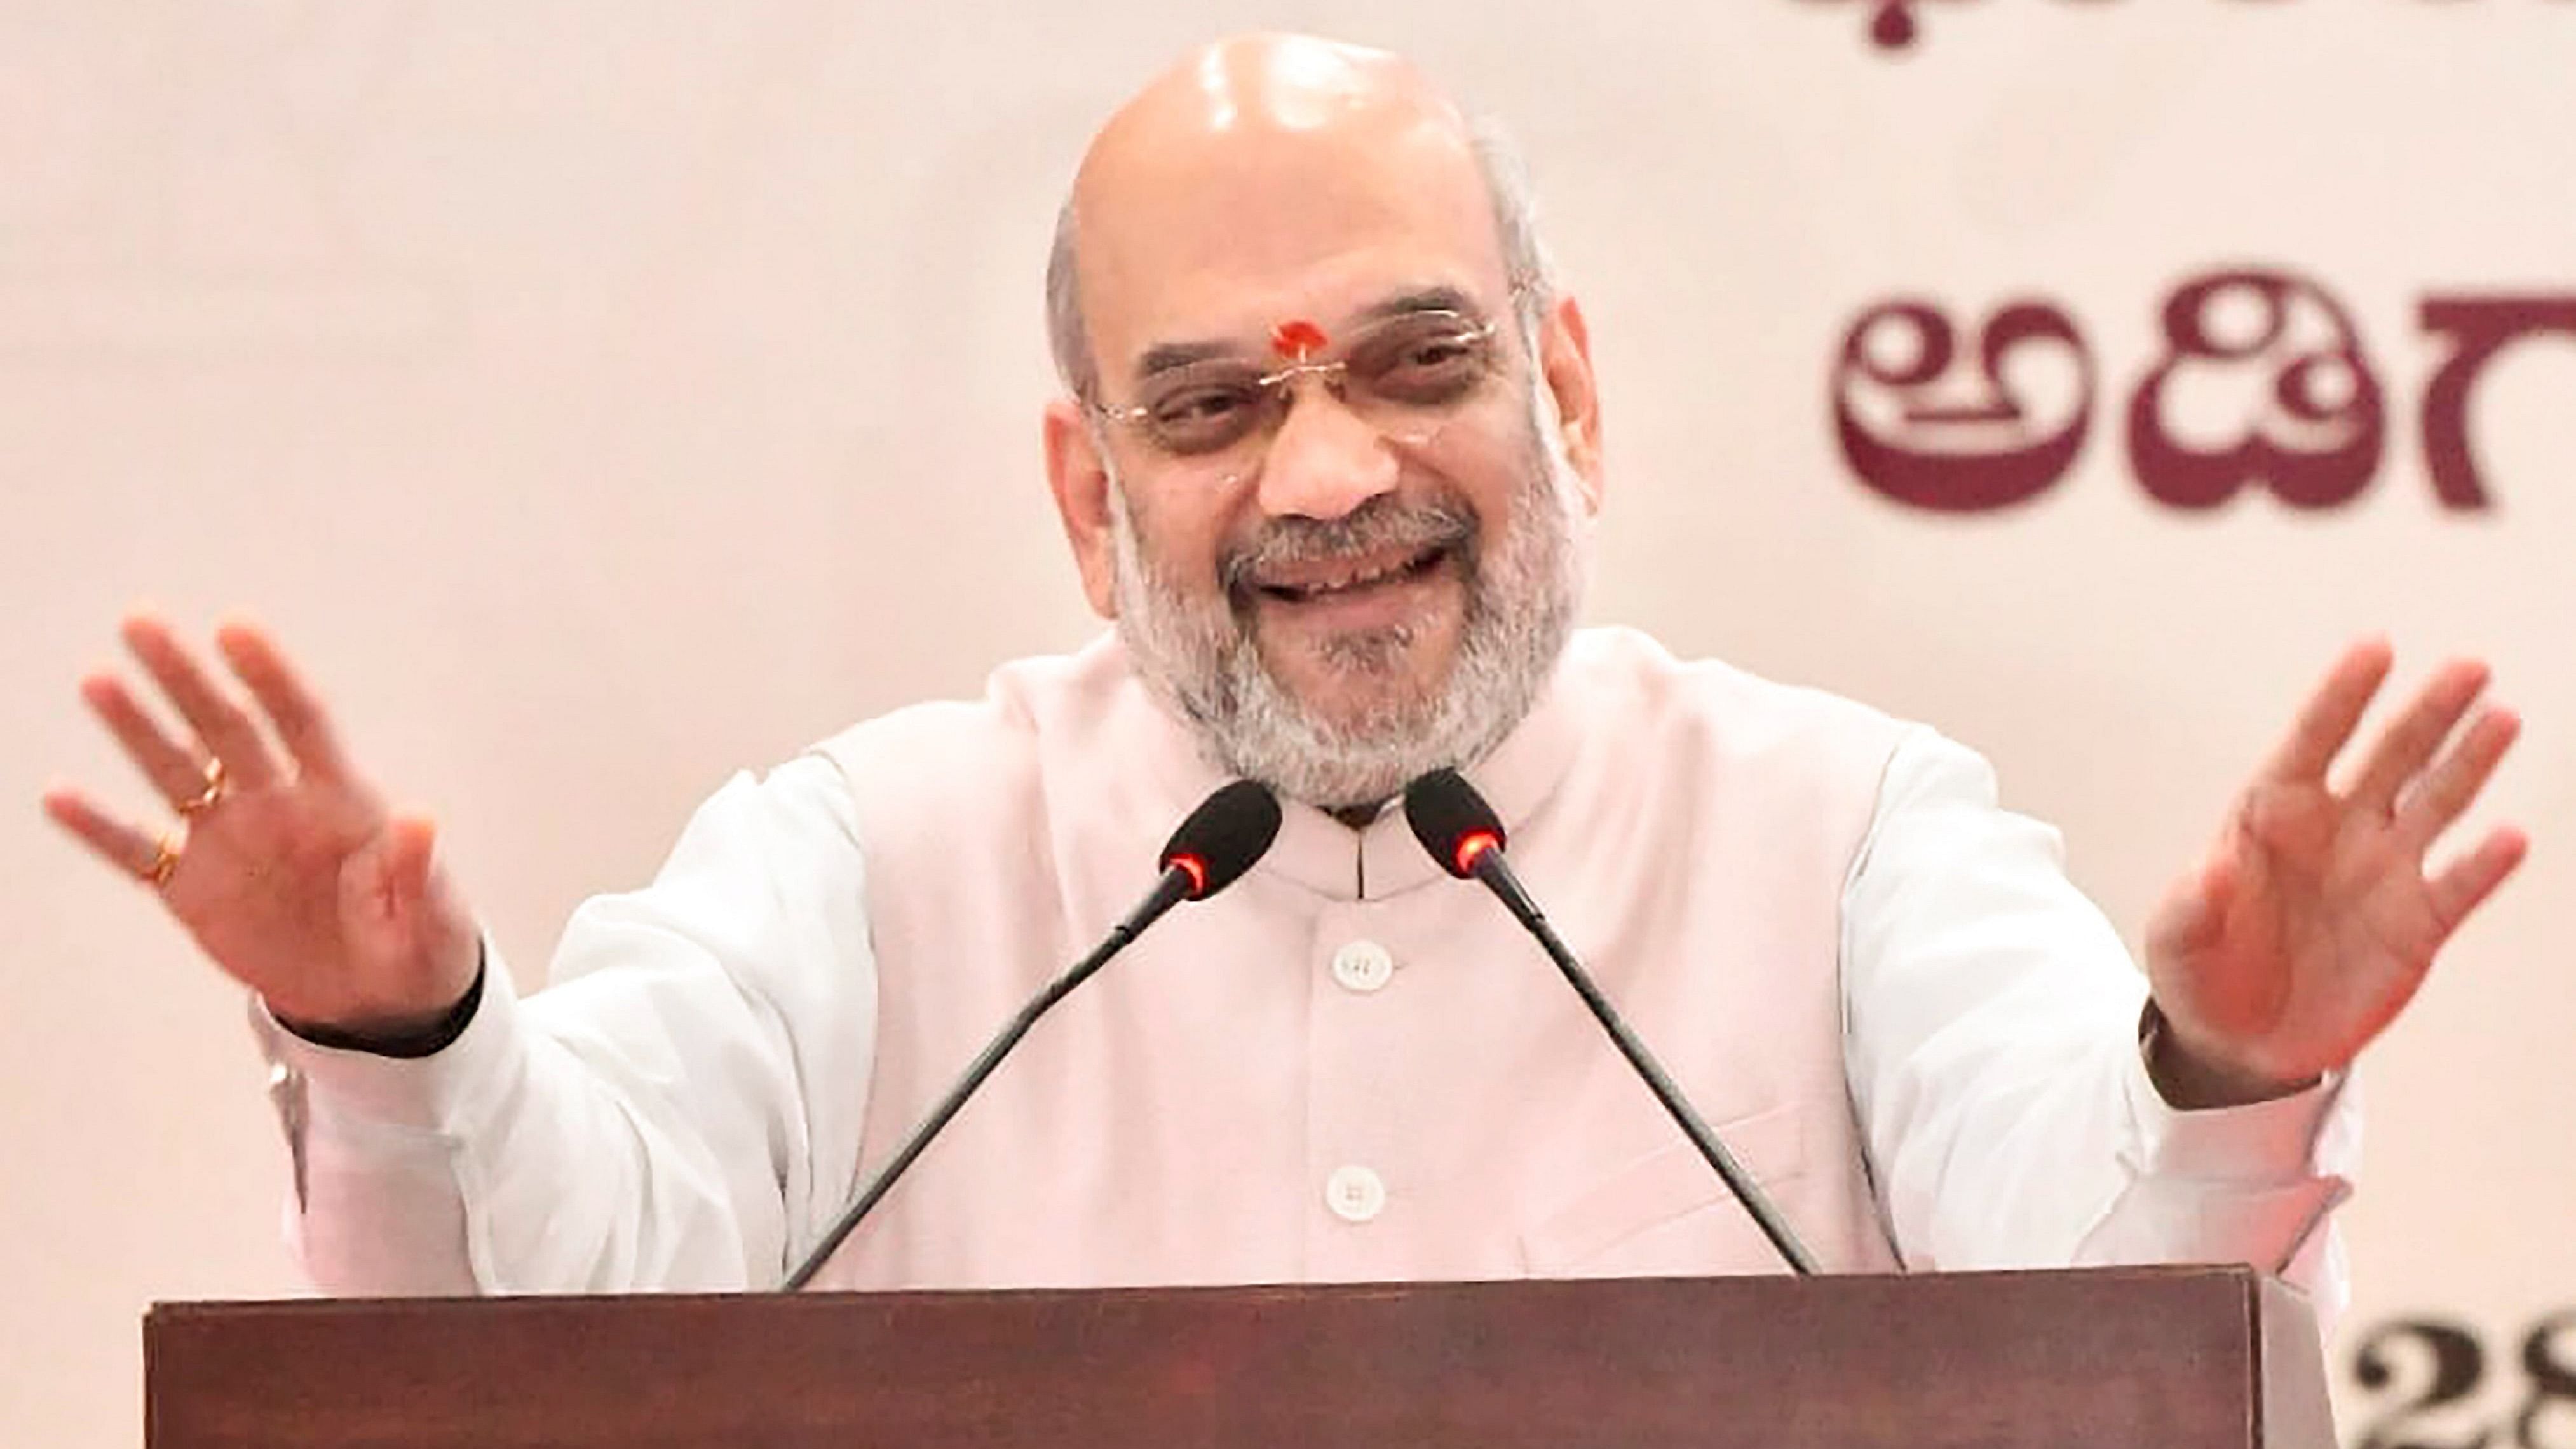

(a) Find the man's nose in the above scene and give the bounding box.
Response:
[1253,377,1401,522]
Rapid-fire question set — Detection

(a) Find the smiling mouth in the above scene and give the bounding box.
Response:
[1254,545,1451,604]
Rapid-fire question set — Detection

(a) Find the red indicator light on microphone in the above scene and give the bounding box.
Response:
[1169,852,1210,899]
[1453,829,1502,876]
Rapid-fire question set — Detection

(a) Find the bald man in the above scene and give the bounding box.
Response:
[54,36,2521,1306]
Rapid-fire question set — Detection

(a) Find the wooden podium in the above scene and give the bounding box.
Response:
[144,1265,2333,1448]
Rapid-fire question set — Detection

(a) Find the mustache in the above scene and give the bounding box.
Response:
[1217,493,1479,596]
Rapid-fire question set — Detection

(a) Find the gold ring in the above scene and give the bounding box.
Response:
[141,831,181,889]
[175,759,226,817]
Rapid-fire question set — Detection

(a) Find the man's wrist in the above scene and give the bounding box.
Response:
[271,959,487,1060]
[2140,1000,2320,1110]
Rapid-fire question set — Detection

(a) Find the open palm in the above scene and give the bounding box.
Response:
[2145,641,2525,1103]
[44,615,480,1035]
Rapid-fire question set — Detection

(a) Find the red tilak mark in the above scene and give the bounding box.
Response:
[1270,319,1328,362]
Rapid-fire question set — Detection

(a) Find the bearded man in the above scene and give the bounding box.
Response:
[48,35,2523,1310]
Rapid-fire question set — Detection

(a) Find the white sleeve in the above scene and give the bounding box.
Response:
[251,754,879,1294]
[1841,728,2356,1321]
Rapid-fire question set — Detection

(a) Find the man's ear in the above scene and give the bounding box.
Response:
[1538,296,1606,514]
[1044,398,1121,619]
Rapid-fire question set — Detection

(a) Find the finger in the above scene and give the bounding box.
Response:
[382,813,438,916]
[215,620,355,784]
[2426,826,2529,938]
[2394,705,2520,855]
[382,811,485,996]
[2347,658,2490,817]
[79,670,219,807]
[339,814,470,1010]
[321,811,480,1028]
[2147,851,2240,967]
[341,811,432,929]
[2262,637,2394,785]
[122,612,282,789]
[41,786,174,883]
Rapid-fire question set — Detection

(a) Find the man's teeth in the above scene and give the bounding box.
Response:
[1276,550,1429,599]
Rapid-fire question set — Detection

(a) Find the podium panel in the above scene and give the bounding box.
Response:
[144,1266,2332,1448]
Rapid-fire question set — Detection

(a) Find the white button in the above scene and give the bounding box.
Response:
[1325,1165,1387,1223]
[1331,939,1395,993]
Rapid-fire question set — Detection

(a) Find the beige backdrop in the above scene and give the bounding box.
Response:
[6,3,2573,1443]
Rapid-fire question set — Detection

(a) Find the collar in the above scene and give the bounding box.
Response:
[1117,637,1586,903]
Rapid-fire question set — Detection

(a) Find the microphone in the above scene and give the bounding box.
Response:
[1402,768,1820,1276]
[781,778,1282,1289]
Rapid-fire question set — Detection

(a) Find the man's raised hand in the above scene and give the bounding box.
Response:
[43,615,480,1037]
[2142,638,2527,1108]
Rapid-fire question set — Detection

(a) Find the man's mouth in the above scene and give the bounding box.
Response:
[1251,544,1451,604]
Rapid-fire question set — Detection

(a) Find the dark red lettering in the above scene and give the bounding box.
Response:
[1833,297,2095,512]
[2126,268,2385,510]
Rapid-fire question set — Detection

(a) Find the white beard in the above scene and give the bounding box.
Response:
[1105,397,1587,812]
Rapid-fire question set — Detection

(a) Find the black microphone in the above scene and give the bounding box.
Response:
[1402,767,1820,1276]
[781,778,1282,1289]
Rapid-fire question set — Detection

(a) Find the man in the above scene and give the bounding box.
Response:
[48,35,2522,1309]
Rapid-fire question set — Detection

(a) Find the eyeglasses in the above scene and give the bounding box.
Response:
[1091,308,1511,462]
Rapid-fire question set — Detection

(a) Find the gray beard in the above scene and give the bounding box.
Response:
[1106,403,1585,812]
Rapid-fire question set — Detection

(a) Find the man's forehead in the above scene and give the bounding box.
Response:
[1114,258,1495,352]
[1069,35,1507,364]
[1126,283,1492,381]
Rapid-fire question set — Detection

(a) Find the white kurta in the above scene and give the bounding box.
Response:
[259,629,2354,1319]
